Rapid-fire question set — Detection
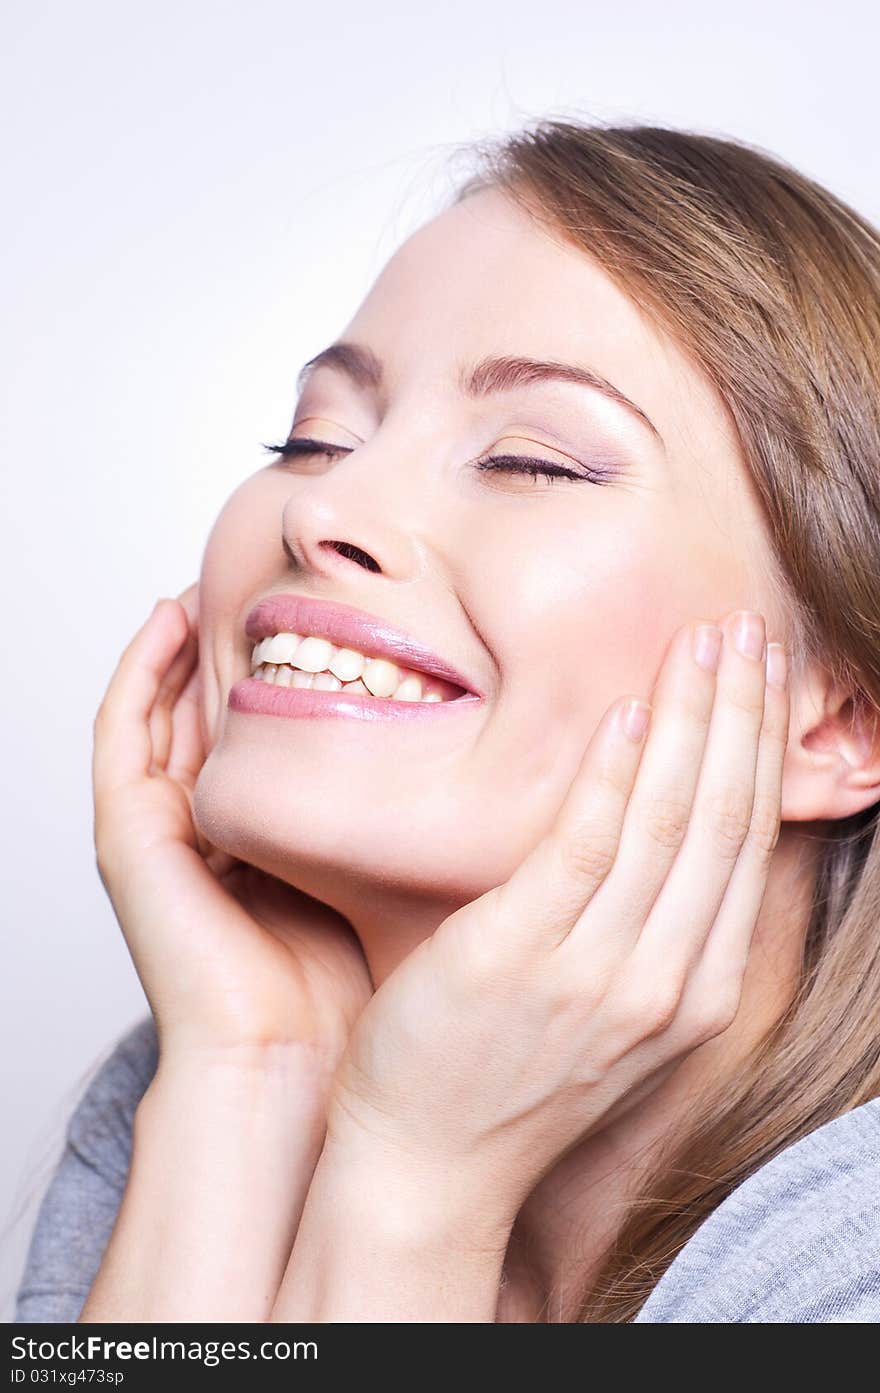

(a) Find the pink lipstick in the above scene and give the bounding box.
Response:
[229,592,484,722]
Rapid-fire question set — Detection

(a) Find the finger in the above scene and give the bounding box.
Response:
[169,668,229,867]
[93,599,189,798]
[149,632,197,770]
[607,609,769,981]
[559,618,724,962]
[151,585,198,714]
[175,580,199,618]
[490,691,653,949]
[150,590,199,768]
[163,662,231,869]
[204,846,240,878]
[568,615,768,975]
[673,642,790,1028]
[166,665,208,788]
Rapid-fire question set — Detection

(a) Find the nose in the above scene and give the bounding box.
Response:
[279,439,431,583]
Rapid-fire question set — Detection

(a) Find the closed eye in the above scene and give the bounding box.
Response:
[263,436,616,486]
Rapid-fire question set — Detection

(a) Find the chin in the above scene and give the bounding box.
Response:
[191,743,512,911]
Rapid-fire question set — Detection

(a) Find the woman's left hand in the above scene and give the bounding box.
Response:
[323,609,789,1233]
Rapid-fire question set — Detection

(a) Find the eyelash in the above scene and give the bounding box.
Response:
[263,437,611,485]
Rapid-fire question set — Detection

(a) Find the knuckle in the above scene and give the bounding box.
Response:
[94,846,110,889]
[549,978,596,1025]
[745,787,782,863]
[703,784,753,858]
[594,758,637,799]
[644,979,686,1035]
[726,687,765,719]
[680,980,742,1043]
[559,823,619,885]
[93,838,117,894]
[610,971,685,1040]
[678,695,712,736]
[93,808,123,881]
[459,923,504,986]
[640,794,691,853]
[446,896,525,992]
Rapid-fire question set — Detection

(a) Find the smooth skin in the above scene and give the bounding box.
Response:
[278,613,791,1321]
[85,588,787,1322]
[80,188,880,1322]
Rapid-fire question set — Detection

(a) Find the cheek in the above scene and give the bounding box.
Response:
[200,482,271,614]
[487,506,686,707]
[475,503,733,797]
[197,478,278,745]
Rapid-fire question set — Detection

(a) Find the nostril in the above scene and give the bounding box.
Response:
[323,540,381,573]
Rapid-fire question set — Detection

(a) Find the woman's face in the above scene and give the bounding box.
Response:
[193,186,785,916]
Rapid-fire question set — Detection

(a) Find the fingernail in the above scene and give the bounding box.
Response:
[692,624,723,673]
[622,698,651,742]
[733,611,766,661]
[766,643,788,688]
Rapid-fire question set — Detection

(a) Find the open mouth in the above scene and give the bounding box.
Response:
[250,632,468,704]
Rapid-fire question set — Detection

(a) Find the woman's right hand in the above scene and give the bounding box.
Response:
[91,585,374,1068]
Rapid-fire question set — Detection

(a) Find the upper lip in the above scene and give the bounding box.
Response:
[244,593,483,698]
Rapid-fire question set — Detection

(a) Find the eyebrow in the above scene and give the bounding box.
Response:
[295,341,664,447]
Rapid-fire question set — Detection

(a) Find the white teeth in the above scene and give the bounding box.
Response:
[362,657,400,697]
[263,632,302,664]
[291,636,336,673]
[249,631,468,704]
[328,647,366,682]
[251,663,454,702]
[393,673,424,701]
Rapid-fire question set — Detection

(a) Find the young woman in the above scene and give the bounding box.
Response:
[15,120,880,1323]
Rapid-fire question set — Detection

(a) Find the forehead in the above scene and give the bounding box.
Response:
[337,186,740,470]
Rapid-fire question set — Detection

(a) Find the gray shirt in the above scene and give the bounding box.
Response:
[14,1015,880,1322]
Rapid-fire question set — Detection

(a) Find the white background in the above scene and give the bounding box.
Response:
[2,0,878,1318]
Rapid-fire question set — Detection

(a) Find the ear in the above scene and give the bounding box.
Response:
[781,664,880,823]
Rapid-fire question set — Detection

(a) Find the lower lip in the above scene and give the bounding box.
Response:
[228,676,482,722]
